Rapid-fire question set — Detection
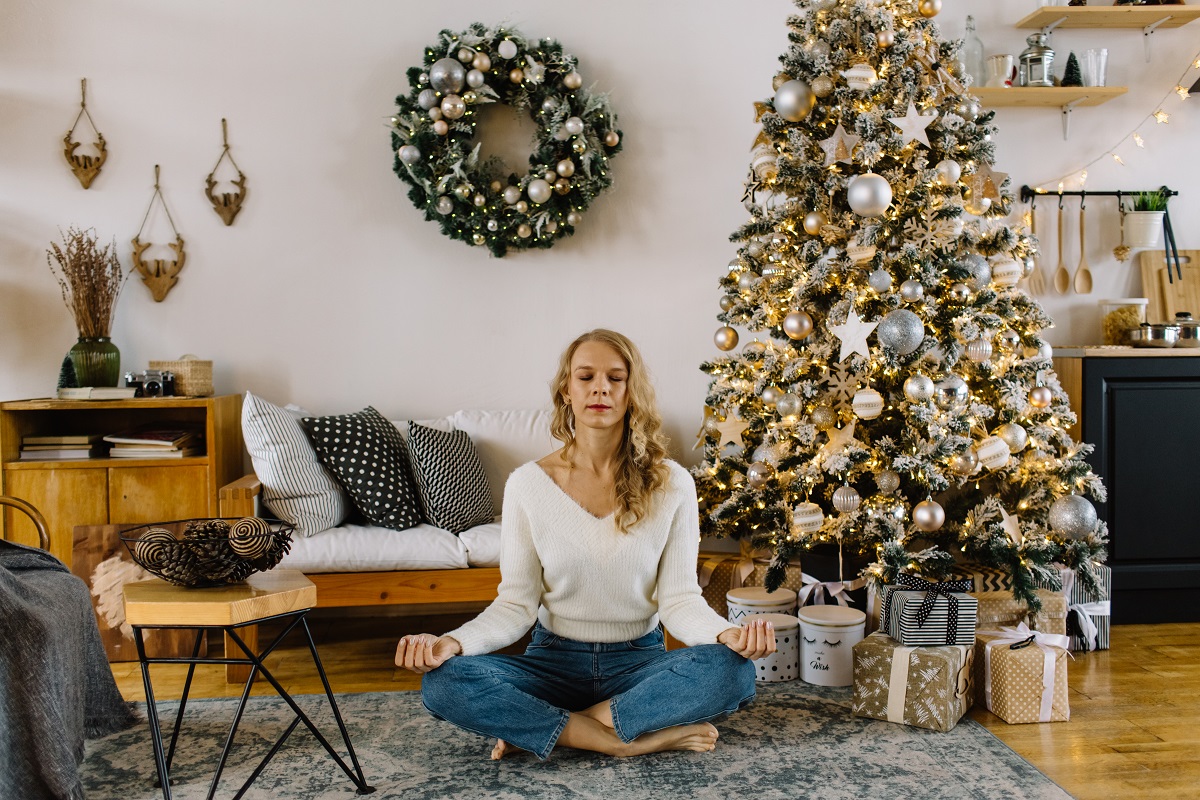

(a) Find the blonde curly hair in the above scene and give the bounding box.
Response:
[549,329,671,532]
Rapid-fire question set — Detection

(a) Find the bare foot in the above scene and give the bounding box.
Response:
[623,722,719,756]
[491,739,525,760]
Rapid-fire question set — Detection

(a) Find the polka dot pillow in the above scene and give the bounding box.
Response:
[300,406,423,531]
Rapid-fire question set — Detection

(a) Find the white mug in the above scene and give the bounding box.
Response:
[986,54,1016,88]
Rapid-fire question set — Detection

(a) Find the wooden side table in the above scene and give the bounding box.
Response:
[123,570,375,798]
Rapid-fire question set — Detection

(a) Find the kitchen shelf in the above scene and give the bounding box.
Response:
[1017,5,1200,31]
[973,86,1128,107]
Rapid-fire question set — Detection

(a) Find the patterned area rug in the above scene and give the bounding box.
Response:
[81,684,1072,799]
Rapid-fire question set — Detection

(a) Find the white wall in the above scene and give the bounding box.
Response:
[2,0,1197,462]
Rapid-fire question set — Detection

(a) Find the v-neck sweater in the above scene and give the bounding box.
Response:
[445,460,734,656]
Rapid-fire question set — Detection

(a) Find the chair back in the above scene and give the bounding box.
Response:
[0,496,51,551]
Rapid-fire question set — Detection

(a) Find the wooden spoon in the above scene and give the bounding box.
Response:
[1053,202,1070,294]
[1026,204,1045,295]
[1074,203,1092,294]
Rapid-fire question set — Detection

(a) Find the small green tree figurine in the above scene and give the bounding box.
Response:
[1062,52,1083,87]
[57,355,78,389]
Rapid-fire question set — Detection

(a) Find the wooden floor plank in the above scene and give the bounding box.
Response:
[110,618,1200,799]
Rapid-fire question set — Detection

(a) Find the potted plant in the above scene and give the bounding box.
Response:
[1124,190,1167,250]
[46,227,128,387]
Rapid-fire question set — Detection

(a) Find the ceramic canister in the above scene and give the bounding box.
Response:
[726,586,798,624]
[751,612,800,683]
[798,604,867,687]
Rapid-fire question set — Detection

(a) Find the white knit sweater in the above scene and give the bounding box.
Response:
[445,460,735,656]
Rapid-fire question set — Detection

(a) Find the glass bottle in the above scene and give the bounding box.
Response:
[962,15,986,89]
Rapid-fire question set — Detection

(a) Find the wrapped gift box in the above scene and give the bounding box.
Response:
[975,625,1070,724]
[697,553,741,618]
[851,632,974,733]
[973,588,1067,637]
[947,563,1015,593]
[879,588,978,647]
[1049,564,1112,652]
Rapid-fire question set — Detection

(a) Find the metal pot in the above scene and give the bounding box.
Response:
[1127,322,1180,348]
[1174,312,1200,348]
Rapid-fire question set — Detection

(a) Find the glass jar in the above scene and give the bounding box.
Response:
[1100,298,1148,345]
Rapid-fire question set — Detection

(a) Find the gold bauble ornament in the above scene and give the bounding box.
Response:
[918,0,941,18]
[877,29,895,48]
[811,76,835,98]
[803,210,827,235]
[714,326,739,351]
[509,68,524,84]
[1029,386,1053,408]
[604,131,620,147]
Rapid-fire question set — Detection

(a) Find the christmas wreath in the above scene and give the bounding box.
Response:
[391,24,623,257]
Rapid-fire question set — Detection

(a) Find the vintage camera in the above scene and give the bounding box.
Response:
[124,369,175,397]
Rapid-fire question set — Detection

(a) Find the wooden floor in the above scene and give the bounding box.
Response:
[110,616,1200,800]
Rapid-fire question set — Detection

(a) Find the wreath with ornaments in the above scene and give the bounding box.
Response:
[391,23,623,257]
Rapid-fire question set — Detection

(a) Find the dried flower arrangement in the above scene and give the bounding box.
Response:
[46,226,127,337]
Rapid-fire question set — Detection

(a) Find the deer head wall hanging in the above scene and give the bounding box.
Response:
[64,79,106,189]
[132,165,187,302]
[205,118,247,225]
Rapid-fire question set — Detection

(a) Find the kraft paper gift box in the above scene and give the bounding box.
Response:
[973,588,1067,637]
[697,553,742,618]
[1046,564,1112,652]
[851,632,974,733]
[878,574,978,647]
[975,624,1071,724]
[736,542,809,596]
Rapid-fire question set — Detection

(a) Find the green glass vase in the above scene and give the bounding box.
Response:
[69,336,121,387]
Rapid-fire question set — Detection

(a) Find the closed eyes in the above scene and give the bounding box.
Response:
[803,636,816,644]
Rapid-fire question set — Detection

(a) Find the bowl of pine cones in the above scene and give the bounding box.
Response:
[121,518,294,588]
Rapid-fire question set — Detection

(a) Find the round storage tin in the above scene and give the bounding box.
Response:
[726,586,798,624]
[750,612,799,683]
[797,604,867,687]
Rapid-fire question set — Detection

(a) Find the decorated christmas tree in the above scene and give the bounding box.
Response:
[693,0,1108,605]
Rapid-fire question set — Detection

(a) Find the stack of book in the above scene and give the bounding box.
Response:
[20,433,104,461]
[102,427,204,459]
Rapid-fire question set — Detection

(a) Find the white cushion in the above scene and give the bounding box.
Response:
[449,409,556,514]
[277,522,469,572]
[458,522,500,567]
[241,392,348,537]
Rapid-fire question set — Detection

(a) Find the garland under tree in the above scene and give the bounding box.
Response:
[390,23,623,257]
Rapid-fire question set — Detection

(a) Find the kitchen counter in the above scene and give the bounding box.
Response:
[1053,345,1200,358]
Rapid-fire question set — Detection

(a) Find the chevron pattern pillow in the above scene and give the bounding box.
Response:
[300,407,423,531]
[407,422,495,535]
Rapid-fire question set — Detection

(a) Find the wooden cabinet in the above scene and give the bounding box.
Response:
[0,395,243,565]
[1053,349,1200,623]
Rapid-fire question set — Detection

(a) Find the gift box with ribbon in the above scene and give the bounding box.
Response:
[973,588,1067,637]
[878,574,978,647]
[801,543,869,610]
[736,541,808,596]
[851,632,974,732]
[975,623,1071,724]
[697,552,742,618]
[946,563,1014,593]
[1046,564,1111,652]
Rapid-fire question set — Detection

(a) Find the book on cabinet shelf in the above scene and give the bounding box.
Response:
[56,387,138,400]
[107,446,204,459]
[102,427,203,448]
[19,447,102,461]
[22,433,104,446]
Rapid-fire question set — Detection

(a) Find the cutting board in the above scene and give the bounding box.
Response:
[1138,249,1200,322]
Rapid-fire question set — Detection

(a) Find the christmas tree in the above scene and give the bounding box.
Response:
[1061,52,1083,88]
[693,0,1108,605]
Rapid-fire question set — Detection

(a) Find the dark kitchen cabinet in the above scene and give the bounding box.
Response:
[1053,349,1200,623]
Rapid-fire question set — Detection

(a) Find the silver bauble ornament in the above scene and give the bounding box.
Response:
[714,326,739,351]
[435,196,453,214]
[877,309,925,355]
[417,88,439,110]
[503,185,522,204]
[966,338,994,363]
[527,179,552,205]
[934,374,968,410]
[810,405,837,430]
[747,462,775,488]
[467,69,486,89]
[762,385,783,408]
[738,271,760,290]
[949,283,971,302]
[903,374,935,403]
[473,193,486,207]
[811,76,835,97]
[913,498,945,531]
[803,210,827,235]
[847,173,893,217]
[974,436,1011,470]
[783,310,814,340]
[792,502,825,533]
[1029,386,1053,408]
[440,94,466,120]
[776,392,802,418]
[497,39,518,60]
[949,448,979,475]
[935,159,961,185]
[429,58,466,93]
[833,484,862,514]
[997,329,1021,349]
[565,116,585,135]
[398,145,421,165]
[853,388,885,419]
[810,39,832,57]
[995,422,1029,453]
[868,269,894,293]
[962,255,991,290]
[877,470,901,495]
[1049,495,1098,538]
[899,279,925,303]
[773,80,816,122]
[487,219,499,232]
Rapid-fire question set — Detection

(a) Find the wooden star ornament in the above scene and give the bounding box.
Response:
[888,102,937,148]
[716,416,751,449]
[829,309,878,362]
[818,123,861,166]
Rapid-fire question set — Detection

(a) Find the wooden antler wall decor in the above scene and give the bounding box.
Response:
[205,118,247,225]
[64,79,107,189]
[132,165,187,302]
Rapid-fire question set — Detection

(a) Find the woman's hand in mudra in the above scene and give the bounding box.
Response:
[395,634,462,673]
[717,617,776,660]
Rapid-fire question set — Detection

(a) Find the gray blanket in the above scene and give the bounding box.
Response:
[0,539,138,800]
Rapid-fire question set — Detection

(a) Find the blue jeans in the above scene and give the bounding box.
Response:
[421,623,756,760]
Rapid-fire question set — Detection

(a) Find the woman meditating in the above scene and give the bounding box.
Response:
[395,329,774,760]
